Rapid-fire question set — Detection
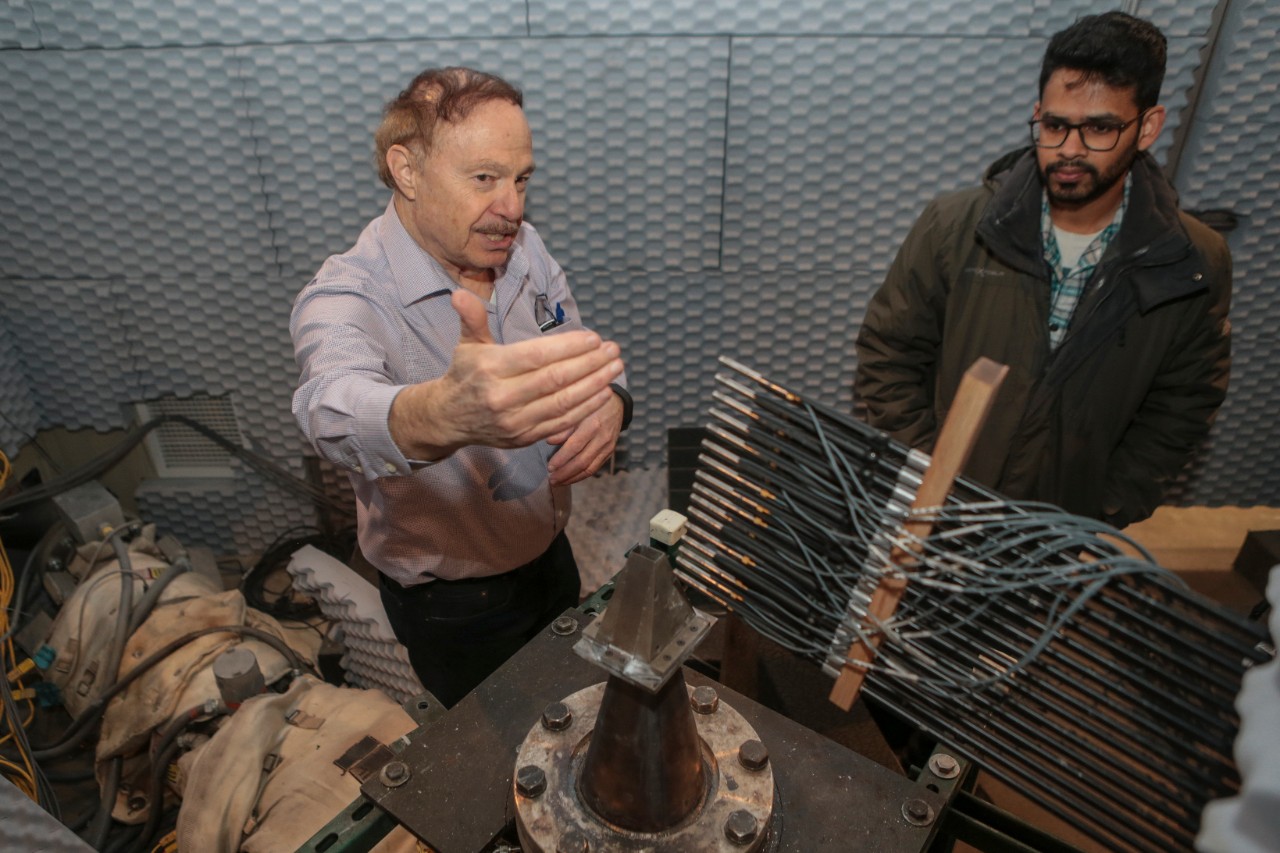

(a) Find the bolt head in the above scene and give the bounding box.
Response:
[551,616,579,636]
[738,738,769,771]
[690,685,719,715]
[516,764,547,799]
[724,809,759,845]
[541,701,573,731]
[902,797,934,826]
[928,753,959,778]
[379,760,410,787]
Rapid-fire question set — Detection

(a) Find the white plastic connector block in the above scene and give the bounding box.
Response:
[649,509,689,546]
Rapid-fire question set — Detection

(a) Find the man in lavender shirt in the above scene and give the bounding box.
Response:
[291,67,630,707]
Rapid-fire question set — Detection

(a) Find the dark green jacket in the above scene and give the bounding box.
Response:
[855,149,1231,526]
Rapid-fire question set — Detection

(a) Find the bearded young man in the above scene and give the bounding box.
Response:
[855,12,1231,528]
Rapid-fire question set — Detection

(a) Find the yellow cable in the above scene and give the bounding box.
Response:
[0,450,40,803]
[7,658,35,683]
[0,757,36,799]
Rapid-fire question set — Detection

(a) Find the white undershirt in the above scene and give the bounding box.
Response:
[1053,224,1105,271]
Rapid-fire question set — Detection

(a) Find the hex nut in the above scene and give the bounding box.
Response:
[516,764,547,798]
[928,753,959,779]
[690,685,719,715]
[541,701,573,731]
[551,616,579,636]
[379,760,410,788]
[738,738,769,771]
[724,809,759,845]
[902,798,935,826]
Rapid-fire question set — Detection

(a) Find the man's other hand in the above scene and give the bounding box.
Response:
[545,392,625,486]
[389,289,624,460]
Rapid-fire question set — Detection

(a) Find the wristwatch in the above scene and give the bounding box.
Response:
[609,383,633,431]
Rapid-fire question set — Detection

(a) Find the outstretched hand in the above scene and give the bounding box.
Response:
[389,289,624,461]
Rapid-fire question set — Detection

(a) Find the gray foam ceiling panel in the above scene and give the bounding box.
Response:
[3,279,133,429]
[28,0,524,48]
[722,36,1044,274]
[575,266,869,466]
[721,33,1203,276]
[248,37,729,282]
[1034,0,1221,38]
[0,2,40,49]
[2,0,1272,559]
[0,48,276,282]
[532,0,1030,36]
[1172,0,1280,507]
[0,325,39,453]
[3,276,297,445]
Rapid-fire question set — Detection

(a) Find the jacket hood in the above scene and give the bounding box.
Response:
[976,148,1205,312]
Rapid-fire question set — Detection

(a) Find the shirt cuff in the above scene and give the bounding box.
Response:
[353,384,420,476]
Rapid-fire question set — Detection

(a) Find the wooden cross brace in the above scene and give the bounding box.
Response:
[829,356,1009,711]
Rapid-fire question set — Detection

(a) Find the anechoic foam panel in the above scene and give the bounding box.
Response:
[1173,0,1280,510]
[2,0,1275,561]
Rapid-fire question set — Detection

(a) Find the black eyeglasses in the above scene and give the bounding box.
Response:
[1029,111,1146,152]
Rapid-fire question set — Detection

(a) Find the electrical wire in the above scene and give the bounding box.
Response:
[240,524,355,623]
[128,701,230,853]
[675,357,1272,853]
[0,415,354,520]
[32,623,311,761]
[0,448,56,812]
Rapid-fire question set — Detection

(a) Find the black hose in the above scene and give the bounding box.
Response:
[100,537,136,698]
[130,703,230,853]
[100,821,145,853]
[12,522,65,626]
[126,557,192,637]
[82,755,122,850]
[0,416,353,519]
[33,624,310,760]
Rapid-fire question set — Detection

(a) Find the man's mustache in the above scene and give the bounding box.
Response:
[1046,159,1098,177]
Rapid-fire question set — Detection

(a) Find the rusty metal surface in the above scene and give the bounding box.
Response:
[365,608,945,852]
[577,673,709,831]
[514,680,775,851]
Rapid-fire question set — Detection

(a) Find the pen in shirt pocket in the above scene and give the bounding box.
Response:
[535,294,566,332]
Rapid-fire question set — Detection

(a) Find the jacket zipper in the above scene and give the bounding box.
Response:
[1053,239,1191,353]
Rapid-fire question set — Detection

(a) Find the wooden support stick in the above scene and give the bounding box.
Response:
[829,356,1009,711]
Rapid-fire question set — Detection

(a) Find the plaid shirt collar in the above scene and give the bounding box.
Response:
[1040,174,1130,349]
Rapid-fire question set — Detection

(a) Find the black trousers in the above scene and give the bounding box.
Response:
[377,531,581,709]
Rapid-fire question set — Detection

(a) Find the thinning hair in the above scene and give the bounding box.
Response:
[1040,12,1167,111]
[374,66,524,190]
